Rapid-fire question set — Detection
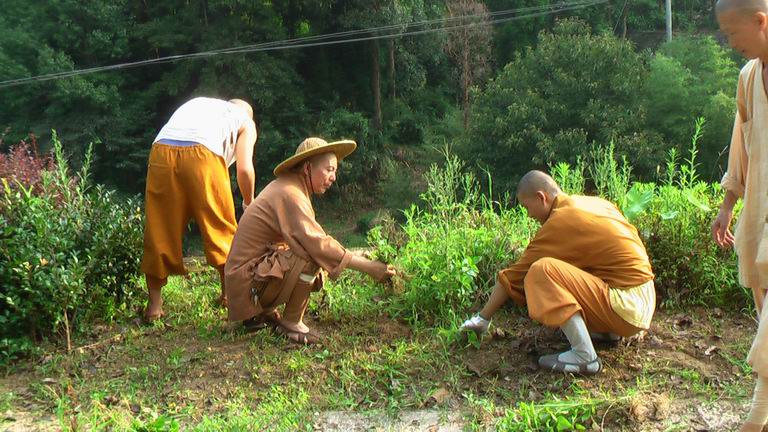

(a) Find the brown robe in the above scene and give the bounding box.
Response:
[225,172,352,321]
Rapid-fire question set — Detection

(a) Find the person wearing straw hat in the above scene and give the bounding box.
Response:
[140,97,257,323]
[225,137,395,344]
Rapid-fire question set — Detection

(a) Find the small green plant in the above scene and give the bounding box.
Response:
[633,119,741,307]
[679,117,705,189]
[621,183,655,222]
[550,160,586,195]
[131,414,180,432]
[589,140,632,205]
[310,271,384,322]
[370,152,534,325]
[496,396,606,431]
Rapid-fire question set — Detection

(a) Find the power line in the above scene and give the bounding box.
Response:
[0,0,605,87]
[0,0,608,89]
[612,0,630,34]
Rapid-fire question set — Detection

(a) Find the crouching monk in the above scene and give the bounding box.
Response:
[225,137,395,344]
[460,170,656,375]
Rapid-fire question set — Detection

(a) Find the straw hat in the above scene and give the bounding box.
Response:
[273,137,357,176]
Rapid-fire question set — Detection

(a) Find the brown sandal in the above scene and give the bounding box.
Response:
[274,324,322,345]
[243,310,282,333]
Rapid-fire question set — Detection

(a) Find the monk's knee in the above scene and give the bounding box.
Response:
[524,257,559,289]
[524,258,567,324]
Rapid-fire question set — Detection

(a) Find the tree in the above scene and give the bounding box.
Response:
[463,18,663,190]
[444,0,492,128]
[643,35,738,178]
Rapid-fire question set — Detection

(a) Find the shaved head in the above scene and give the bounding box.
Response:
[716,0,768,15]
[516,170,561,199]
[229,98,254,119]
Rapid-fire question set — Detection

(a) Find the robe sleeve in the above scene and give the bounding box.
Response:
[721,68,750,199]
[275,192,352,280]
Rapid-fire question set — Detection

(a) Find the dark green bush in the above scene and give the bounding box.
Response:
[633,180,742,307]
[316,108,382,187]
[0,132,144,363]
[626,122,743,307]
[464,20,739,191]
[464,18,661,189]
[383,100,425,146]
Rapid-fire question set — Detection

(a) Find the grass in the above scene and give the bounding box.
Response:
[0,268,759,431]
[2,246,759,428]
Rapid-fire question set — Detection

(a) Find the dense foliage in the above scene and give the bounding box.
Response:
[465,19,738,192]
[0,133,144,363]
[343,138,744,326]
[0,0,744,361]
[1,2,720,197]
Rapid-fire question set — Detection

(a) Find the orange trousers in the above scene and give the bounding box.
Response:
[141,144,237,279]
[523,258,641,337]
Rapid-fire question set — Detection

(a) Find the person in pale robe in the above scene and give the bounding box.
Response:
[713,1,768,430]
[141,97,257,323]
[225,137,395,344]
[459,171,655,376]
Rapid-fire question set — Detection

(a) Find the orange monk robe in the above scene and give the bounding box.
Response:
[498,194,655,333]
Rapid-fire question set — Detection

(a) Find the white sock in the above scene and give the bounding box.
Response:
[559,313,597,363]
[747,375,768,426]
[461,314,490,333]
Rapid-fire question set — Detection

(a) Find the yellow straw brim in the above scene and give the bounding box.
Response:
[273,140,357,176]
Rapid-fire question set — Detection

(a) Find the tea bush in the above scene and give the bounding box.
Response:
[0,132,144,363]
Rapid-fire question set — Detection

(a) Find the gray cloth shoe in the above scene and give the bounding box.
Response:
[538,353,602,376]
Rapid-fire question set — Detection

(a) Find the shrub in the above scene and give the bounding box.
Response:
[464,18,663,190]
[370,153,537,326]
[362,122,745,328]
[0,133,53,194]
[383,99,425,146]
[0,131,144,363]
[627,120,743,307]
[316,108,381,188]
[636,180,742,307]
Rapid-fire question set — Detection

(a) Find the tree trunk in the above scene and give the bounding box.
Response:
[462,48,471,129]
[371,38,382,131]
[202,0,209,28]
[388,39,396,99]
[622,7,627,39]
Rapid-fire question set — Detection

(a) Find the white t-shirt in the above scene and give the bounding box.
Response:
[154,97,251,167]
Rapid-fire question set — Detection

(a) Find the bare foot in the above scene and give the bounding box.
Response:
[143,307,165,321]
[144,297,164,320]
[277,319,309,334]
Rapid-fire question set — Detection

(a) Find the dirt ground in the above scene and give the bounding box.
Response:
[0,306,758,431]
